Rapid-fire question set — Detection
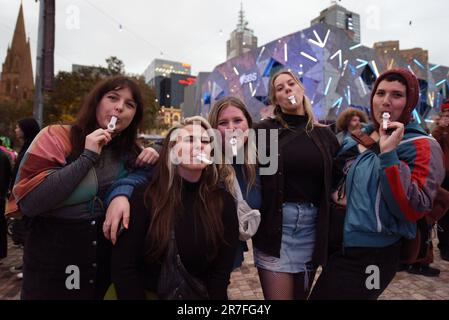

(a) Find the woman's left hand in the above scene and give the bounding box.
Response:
[135,147,159,166]
[103,196,130,245]
[379,121,404,154]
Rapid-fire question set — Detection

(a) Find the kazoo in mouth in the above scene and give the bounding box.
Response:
[288,96,297,105]
[108,116,118,131]
[196,153,212,164]
[382,112,390,130]
[229,136,238,157]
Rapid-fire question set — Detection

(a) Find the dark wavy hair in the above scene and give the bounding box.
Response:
[70,76,143,162]
[17,118,41,148]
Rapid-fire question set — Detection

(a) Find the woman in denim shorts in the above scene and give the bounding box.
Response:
[253,70,339,300]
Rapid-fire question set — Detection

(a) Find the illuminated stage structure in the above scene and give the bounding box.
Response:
[199,23,449,123]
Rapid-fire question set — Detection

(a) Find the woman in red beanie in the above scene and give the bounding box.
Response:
[310,68,445,300]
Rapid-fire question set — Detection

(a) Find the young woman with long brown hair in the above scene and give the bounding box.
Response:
[12,76,155,299]
[111,116,239,299]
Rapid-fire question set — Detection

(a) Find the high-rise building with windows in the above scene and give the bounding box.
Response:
[226,2,258,60]
[311,1,361,43]
[143,58,191,85]
[142,58,193,107]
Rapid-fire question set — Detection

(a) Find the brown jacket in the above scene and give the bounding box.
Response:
[253,118,339,267]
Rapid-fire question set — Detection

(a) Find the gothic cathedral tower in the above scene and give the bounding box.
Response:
[0,3,34,103]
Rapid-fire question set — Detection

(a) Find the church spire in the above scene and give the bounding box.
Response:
[0,3,34,102]
[11,2,27,54]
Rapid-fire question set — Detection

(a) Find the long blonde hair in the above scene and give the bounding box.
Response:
[208,96,257,196]
[144,116,234,262]
[269,70,325,133]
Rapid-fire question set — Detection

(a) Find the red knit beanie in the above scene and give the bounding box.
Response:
[370,68,420,128]
[441,99,449,112]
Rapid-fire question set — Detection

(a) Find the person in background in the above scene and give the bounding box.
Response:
[397,101,449,277]
[431,99,449,262]
[335,107,368,145]
[11,118,41,189]
[0,145,12,262]
[0,136,16,163]
[7,118,40,278]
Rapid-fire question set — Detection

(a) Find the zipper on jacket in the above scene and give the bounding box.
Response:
[375,186,382,233]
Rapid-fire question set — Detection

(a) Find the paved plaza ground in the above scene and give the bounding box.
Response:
[1,237,449,300]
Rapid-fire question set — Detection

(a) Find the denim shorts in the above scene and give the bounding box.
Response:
[254,202,318,273]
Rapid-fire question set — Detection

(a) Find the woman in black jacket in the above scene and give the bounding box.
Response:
[111,116,239,300]
[253,70,339,300]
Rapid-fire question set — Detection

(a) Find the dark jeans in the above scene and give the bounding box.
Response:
[21,216,111,300]
[310,241,401,300]
[11,217,29,246]
[232,241,248,270]
[437,212,449,252]
[0,199,7,259]
[438,175,449,253]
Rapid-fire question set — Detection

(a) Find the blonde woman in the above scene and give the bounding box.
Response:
[111,117,239,299]
[252,70,339,300]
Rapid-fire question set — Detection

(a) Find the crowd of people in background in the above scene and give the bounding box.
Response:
[0,68,448,300]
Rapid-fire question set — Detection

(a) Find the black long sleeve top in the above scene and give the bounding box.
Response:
[280,113,324,205]
[111,179,239,300]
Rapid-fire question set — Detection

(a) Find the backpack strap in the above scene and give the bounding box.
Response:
[351,129,377,149]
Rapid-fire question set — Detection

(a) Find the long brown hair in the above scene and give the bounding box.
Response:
[70,76,143,162]
[208,96,257,196]
[269,70,325,133]
[144,116,233,262]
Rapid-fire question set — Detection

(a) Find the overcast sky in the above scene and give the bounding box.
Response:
[1,0,448,77]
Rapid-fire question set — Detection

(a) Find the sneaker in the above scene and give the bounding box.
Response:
[9,265,23,273]
[16,272,23,280]
[407,264,440,277]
